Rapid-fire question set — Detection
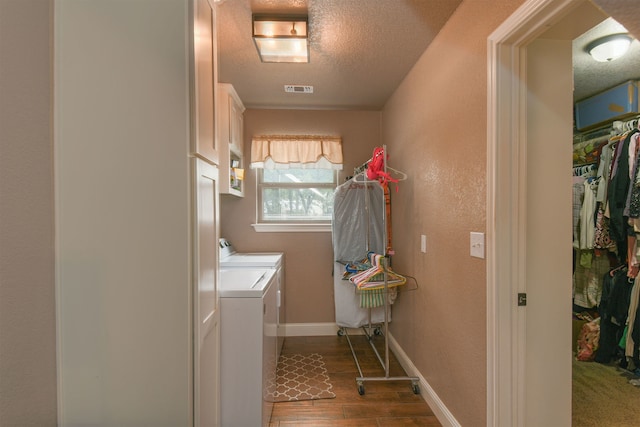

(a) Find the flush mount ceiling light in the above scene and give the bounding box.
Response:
[252,14,309,63]
[586,33,632,62]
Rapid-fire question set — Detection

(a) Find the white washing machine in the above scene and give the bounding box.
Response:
[219,238,285,357]
[219,268,277,427]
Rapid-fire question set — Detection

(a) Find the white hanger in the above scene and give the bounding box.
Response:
[386,165,408,181]
[351,165,408,183]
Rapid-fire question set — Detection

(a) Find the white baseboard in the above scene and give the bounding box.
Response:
[283,322,376,336]
[282,322,459,427]
[283,322,340,336]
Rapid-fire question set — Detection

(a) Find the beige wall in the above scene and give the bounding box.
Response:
[220,109,381,323]
[595,0,640,40]
[381,1,525,425]
[0,0,57,425]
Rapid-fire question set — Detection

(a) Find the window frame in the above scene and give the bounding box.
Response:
[252,168,338,232]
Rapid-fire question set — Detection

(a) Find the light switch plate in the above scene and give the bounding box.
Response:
[470,232,485,259]
[420,234,427,253]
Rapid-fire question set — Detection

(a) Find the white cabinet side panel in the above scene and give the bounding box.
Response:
[54,1,192,425]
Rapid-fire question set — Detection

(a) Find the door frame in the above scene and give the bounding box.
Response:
[486,0,586,425]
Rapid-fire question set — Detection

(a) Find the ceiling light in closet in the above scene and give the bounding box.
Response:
[252,15,309,63]
[586,33,632,62]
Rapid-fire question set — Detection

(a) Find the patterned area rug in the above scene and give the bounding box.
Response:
[266,353,336,402]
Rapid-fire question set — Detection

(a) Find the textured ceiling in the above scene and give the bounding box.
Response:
[573,17,640,101]
[217,0,640,110]
[217,0,463,109]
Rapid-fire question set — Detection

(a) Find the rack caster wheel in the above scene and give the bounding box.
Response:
[412,383,420,394]
[357,383,365,395]
[374,327,382,336]
[337,328,345,336]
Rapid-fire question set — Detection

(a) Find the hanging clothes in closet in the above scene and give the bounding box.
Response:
[617,125,640,372]
[572,117,640,375]
[573,132,615,310]
[606,128,639,261]
[571,123,640,310]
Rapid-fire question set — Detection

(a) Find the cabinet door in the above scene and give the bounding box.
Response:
[193,158,220,427]
[218,83,245,197]
[193,0,219,164]
[229,94,243,153]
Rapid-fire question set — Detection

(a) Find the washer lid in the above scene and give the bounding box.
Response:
[219,252,283,268]
[219,268,276,297]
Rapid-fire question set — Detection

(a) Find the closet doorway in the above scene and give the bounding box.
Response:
[486,0,638,425]
[571,13,640,427]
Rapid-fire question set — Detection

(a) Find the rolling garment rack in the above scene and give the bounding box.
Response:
[334,145,419,396]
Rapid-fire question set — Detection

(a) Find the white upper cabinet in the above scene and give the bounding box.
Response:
[193,0,219,165]
[218,83,246,197]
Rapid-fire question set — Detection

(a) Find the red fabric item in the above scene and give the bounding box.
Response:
[366,147,398,188]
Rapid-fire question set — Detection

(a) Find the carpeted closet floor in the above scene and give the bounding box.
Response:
[573,358,640,426]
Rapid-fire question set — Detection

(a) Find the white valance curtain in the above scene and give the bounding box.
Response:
[250,135,343,170]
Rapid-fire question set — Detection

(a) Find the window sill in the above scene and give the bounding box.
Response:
[251,223,332,233]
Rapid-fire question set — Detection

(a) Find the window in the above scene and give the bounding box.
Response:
[250,135,342,232]
[259,168,338,223]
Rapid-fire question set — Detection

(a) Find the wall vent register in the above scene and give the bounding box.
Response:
[284,85,313,93]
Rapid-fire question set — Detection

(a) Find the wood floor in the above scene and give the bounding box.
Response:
[269,334,442,427]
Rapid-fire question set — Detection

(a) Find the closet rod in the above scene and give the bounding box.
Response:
[575,114,640,140]
[573,134,612,147]
[613,115,640,133]
[574,127,614,143]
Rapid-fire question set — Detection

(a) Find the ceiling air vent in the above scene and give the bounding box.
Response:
[284,85,313,94]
